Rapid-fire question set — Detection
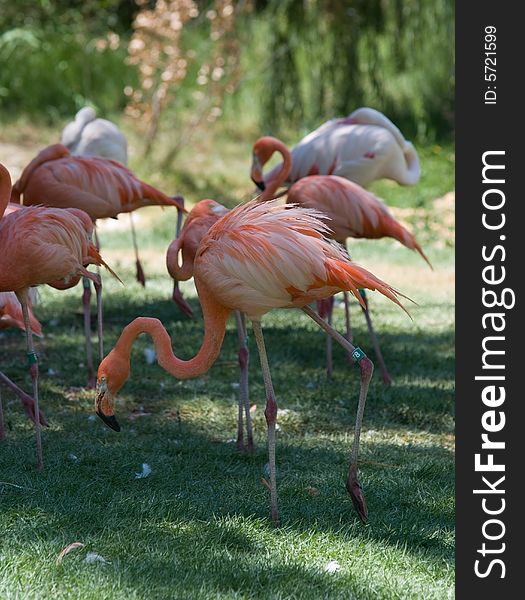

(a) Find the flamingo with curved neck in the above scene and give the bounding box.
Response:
[259,107,420,189]
[96,198,412,525]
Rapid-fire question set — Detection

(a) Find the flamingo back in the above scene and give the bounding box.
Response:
[194,200,407,319]
[16,145,183,220]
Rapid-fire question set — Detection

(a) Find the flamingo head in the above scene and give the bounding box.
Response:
[251,136,282,190]
[250,153,265,190]
[95,349,130,432]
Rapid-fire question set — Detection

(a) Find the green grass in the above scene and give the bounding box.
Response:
[0,143,454,599]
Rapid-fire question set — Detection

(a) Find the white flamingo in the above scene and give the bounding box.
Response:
[261,107,420,191]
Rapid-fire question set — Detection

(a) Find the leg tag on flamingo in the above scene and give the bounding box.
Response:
[26,351,38,365]
[351,347,367,363]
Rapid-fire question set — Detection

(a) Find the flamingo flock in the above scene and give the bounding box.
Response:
[0,106,429,524]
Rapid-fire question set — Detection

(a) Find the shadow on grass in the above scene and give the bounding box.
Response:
[1,290,453,597]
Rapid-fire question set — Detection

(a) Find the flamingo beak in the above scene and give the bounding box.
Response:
[251,154,265,190]
[251,176,265,191]
[96,411,121,432]
[95,378,121,432]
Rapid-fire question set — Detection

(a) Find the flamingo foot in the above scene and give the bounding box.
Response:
[135,259,146,287]
[381,371,393,387]
[236,439,255,454]
[346,463,368,523]
[20,396,49,427]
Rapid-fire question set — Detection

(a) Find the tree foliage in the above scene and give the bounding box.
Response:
[258,0,454,140]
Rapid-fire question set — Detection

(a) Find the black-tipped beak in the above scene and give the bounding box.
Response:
[251,177,265,191]
[96,411,121,432]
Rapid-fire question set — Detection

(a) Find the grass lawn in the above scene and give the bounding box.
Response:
[0,136,454,599]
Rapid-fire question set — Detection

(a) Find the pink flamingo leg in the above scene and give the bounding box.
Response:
[0,371,48,428]
[252,320,279,526]
[302,305,373,523]
[343,291,353,345]
[317,297,334,378]
[129,213,146,287]
[359,290,392,386]
[235,311,253,453]
[93,275,104,361]
[16,289,44,470]
[82,277,95,389]
[0,386,4,441]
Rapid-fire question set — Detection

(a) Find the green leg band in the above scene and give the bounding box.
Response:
[27,351,38,365]
[351,346,367,363]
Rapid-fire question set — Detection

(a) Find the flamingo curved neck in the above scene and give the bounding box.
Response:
[170,259,194,281]
[113,285,231,380]
[259,139,292,201]
[167,238,194,281]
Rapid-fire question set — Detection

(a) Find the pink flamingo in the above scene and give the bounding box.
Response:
[11,143,185,386]
[166,199,253,452]
[261,107,420,192]
[251,136,430,384]
[95,199,411,525]
[0,161,117,468]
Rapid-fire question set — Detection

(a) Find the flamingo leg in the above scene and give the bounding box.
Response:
[93,274,104,361]
[316,297,334,378]
[16,289,43,470]
[326,296,334,378]
[0,386,4,441]
[359,290,392,386]
[235,311,253,453]
[302,305,373,523]
[343,291,353,345]
[252,320,279,526]
[82,277,95,389]
[129,213,146,287]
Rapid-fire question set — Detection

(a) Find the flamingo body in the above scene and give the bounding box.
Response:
[264,107,420,189]
[12,144,184,220]
[0,204,101,291]
[194,201,405,320]
[286,175,430,265]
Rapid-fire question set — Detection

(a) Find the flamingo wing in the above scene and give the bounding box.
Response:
[194,200,408,319]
